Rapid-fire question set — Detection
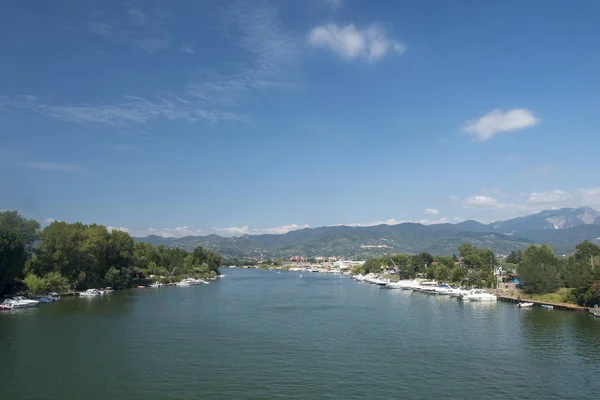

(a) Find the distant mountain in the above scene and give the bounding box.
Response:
[135,208,600,260]
[491,207,600,232]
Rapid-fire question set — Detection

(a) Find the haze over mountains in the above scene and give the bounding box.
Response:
[137,208,600,260]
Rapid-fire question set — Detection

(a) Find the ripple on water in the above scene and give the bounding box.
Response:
[1,269,600,400]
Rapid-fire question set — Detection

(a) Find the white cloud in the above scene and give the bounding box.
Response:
[526,190,573,205]
[464,109,539,141]
[424,208,440,215]
[17,162,87,174]
[321,0,343,9]
[460,187,600,220]
[308,23,405,62]
[107,226,130,233]
[128,226,204,238]
[179,44,194,54]
[213,226,249,236]
[465,195,500,208]
[213,223,310,236]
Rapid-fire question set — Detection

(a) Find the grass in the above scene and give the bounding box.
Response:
[522,288,574,304]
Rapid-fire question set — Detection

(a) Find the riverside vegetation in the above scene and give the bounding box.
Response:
[355,242,600,307]
[0,211,221,296]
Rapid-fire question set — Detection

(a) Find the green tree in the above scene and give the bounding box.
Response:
[450,266,466,284]
[104,267,124,289]
[0,211,40,295]
[362,258,382,274]
[24,273,48,295]
[506,250,523,264]
[44,272,71,294]
[434,265,451,282]
[517,244,562,294]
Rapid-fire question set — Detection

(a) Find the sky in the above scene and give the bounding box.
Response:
[1,0,600,238]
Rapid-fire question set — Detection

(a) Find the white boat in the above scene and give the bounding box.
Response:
[177,278,207,286]
[384,280,410,289]
[433,284,456,295]
[99,287,114,295]
[35,294,61,303]
[448,287,471,297]
[517,302,534,308]
[463,290,497,301]
[4,296,40,308]
[414,281,438,292]
[400,281,422,290]
[79,289,101,296]
[149,282,164,288]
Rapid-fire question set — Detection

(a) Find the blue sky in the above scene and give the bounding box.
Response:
[1,0,600,237]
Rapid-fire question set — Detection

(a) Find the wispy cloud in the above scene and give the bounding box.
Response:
[105,143,136,151]
[464,109,540,141]
[321,0,343,9]
[308,23,405,62]
[527,164,556,174]
[186,1,301,109]
[86,5,171,53]
[2,2,298,129]
[2,94,244,127]
[424,208,440,215]
[17,162,88,174]
[179,43,195,54]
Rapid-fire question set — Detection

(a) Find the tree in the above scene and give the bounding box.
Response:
[517,244,562,294]
[506,250,523,264]
[104,267,124,289]
[450,266,466,284]
[44,272,71,294]
[0,211,40,295]
[24,273,48,295]
[434,265,451,283]
[362,258,382,274]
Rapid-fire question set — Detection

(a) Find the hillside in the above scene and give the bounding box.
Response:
[135,208,600,259]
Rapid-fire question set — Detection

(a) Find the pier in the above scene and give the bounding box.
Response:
[498,295,588,311]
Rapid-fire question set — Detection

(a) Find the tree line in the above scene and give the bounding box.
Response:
[356,241,600,307]
[0,211,221,296]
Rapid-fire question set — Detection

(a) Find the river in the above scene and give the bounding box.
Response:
[1,268,599,399]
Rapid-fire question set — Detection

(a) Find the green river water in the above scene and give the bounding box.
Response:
[1,268,599,399]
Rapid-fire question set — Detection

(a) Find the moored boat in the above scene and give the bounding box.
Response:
[4,296,40,308]
[517,302,534,308]
[463,290,497,302]
[79,289,101,296]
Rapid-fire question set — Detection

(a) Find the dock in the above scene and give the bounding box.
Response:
[498,295,588,312]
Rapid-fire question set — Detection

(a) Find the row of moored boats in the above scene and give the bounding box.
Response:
[0,293,61,309]
[1,276,226,310]
[351,275,498,301]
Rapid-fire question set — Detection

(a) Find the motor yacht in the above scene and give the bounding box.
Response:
[4,296,40,308]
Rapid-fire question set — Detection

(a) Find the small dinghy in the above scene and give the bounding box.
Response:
[517,302,534,308]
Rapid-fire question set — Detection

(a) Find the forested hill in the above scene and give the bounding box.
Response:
[136,208,600,260]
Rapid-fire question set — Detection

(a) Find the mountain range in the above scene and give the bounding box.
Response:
[136,207,600,260]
